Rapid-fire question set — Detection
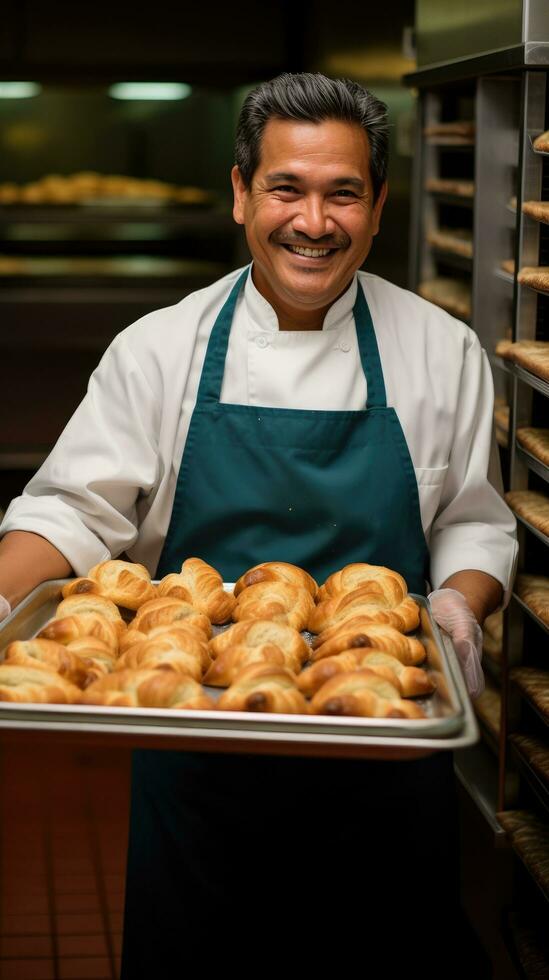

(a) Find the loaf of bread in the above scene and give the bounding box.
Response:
[522,200,549,224]
[516,427,549,468]
[0,664,81,703]
[311,621,426,664]
[515,574,549,628]
[4,638,90,687]
[505,490,549,537]
[234,561,318,598]
[80,669,215,709]
[132,598,212,639]
[310,669,426,718]
[157,558,235,624]
[232,581,314,632]
[217,662,309,714]
[517,266,549,292]
[309,587,420,635]
[533,131,549,152]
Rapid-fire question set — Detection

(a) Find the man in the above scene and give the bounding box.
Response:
[0,74,515,973]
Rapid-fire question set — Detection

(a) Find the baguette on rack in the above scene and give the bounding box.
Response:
[234,561,318,599]
[157,558,235,624]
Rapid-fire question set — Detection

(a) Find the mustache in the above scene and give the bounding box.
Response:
[272,232,349,249]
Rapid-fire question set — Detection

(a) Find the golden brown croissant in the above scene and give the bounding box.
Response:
[234,561,318,599]
[65,638,117,686]
[310,670,426,718]
[209,619,309,664]
[203,644,302,687]
[298,649,435,699]
[317,563,408,603]
[157,558,235,624]
[38,613,119,654]
[309,588,420,635]
[132,598,212,639]
[62,560,157,610]
[55,594,126,636]
[80,669,215,709]
[232,581,314,632]
[217,663,309,714]
[116,631,211,680]
[0,664,81,703]
[4,639,90,688]
[311,621,426,665]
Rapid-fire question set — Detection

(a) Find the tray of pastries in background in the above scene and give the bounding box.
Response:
[0,558,478,756]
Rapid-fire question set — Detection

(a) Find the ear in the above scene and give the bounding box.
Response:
[231,165,247,225]
[371,181,388,236]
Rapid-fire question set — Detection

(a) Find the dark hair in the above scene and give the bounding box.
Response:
[235,72,389,203]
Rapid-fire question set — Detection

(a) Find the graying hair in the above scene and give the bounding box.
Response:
[235,72,389,202]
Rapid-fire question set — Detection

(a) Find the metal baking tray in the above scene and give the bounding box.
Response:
[0,580,479,756]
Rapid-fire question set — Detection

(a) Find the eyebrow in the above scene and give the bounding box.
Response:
[265,172,365,191]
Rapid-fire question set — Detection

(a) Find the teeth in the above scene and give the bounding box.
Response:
[287,245,331,257]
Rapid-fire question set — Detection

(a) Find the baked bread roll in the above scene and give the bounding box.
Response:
[417,278,471,319]
[496,339,549,382]
[217,663,309,714]
[55,595,126,636]
[424,178,474,198]
[522,200,549,224]
[232,581,314,632]
[0,664,81,703]
[38,613,119,654]
[310,669,426,719]
[311,620,425,664]
[533,131,549,152]
[80,669,215,709]
[501,259,515,276]
[3,639,89,688]
[309,586,420,635]
[209,620,309,664]
[504,490,549,537]
[234,562,318,599]
[515,574,549,628]
[157,558,235,624]
[517,266,549,292]
[516,427,549,468]
[317,563,408,603]
[131,598,212,639]
[116,630,211,680]
[510,667,549,719]
[65,638,117,686]
[62,560,156,610]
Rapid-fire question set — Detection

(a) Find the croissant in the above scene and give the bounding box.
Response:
[38,613,119,654]
[299,649,434,698]
[310,670,426,719]
[65,638,117,686]
[209,620,309,664]
[317,563,408,604]
[311,622,426,666]
[232,581,314,632]
[157,558,235,624]
[234,562,318,599]
[309,589,420,635]
[80,669,215,709]
[217,663,309,714]
[62,560,157,610]
[132,598,212,639]
[4,639,90,688]
[0,664,81,703]
[204,643,302,687]
[116,631,211,680]
[55,594,126,636]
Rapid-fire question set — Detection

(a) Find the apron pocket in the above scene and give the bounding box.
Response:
[415,464,449,536]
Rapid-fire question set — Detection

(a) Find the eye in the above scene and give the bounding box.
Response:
[334,189,358,198]
[272,184,299,194]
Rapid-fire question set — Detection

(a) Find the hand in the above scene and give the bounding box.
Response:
[0,594,11,623]
[427,588,485,699]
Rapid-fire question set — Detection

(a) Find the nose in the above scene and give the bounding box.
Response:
[291,193,334,241]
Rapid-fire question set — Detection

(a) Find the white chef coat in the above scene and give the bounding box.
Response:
[1,264,518,604]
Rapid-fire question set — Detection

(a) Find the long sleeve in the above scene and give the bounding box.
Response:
[0,333,162,575]
[428,332,518,607]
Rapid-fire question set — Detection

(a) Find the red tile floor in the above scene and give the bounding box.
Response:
[0,740,131,980]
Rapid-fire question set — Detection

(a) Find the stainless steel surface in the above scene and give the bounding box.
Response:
[0,580,479,754]
[415,0,549,69]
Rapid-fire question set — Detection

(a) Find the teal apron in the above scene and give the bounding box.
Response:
[121,269,486,976]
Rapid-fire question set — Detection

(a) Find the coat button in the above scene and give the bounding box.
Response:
[255,335,269,349]
[340,341,351,352]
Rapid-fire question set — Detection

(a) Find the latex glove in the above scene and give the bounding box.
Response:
[427,588,485,700]
[0,594,10,623]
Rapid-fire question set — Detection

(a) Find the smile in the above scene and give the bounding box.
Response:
[283,245,335,258]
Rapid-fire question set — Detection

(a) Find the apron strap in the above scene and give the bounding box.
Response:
[196,268,249,405]
[353,282,387,409]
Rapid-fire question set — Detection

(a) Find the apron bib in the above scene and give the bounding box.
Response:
[121,268,466,976]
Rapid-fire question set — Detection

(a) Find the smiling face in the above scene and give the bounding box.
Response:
[231,117,387,324]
